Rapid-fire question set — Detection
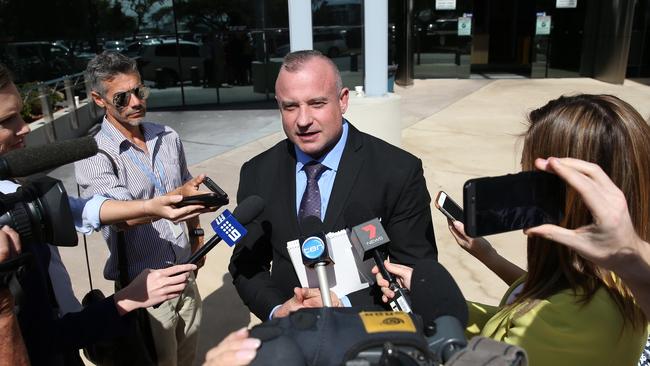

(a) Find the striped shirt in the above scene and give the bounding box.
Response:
[75,117,192,281]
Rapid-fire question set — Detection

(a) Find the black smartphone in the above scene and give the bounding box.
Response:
[203,176,228,198]
[176,192,229,207]
[434,191,463,222]
[463,171,565,237]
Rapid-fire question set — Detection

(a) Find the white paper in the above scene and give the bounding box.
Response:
[435,0,456,10]
[287,229,374,298]
[536,15,551,35]
[458,17,471,36]
[556,0,577,8]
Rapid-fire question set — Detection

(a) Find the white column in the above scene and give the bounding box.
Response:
[288,0,313,52]
[364,0,388,96]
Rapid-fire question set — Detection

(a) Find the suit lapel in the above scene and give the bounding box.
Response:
[281,140,301,237]
[323,124,364,232]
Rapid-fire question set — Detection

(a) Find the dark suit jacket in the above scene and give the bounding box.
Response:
[229,123,438,320]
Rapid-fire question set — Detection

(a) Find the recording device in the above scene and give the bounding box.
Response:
[434,191,463,222]
[299,215,333,307]
[176,192,229,207]
[463,171,565,237]
[345,204,412,313]
[185,195,264,265]
[247,260,526,365]
[203,176,228,198]
[409,260,468,364]
[0,136,98,179]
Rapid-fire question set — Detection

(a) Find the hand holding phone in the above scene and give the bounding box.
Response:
[175,192,228,208]
[435,191,463,222]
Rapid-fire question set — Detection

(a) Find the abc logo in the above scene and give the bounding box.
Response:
[301,236,325,259]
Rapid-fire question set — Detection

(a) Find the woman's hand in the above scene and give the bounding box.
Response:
[371,260,414,303]
[447,219,496,263]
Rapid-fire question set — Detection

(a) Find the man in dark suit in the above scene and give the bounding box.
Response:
[229,50,437,321]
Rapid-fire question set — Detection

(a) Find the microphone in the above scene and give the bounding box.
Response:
[299,215,334,307]
[0,136,98,178]
[345,204,412,313]
[185,195,264,265]
[409,259,468,364]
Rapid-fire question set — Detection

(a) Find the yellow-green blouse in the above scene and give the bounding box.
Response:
[466,279,647,366]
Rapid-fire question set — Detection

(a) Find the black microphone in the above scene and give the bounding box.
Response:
[299,215,334,307]
[409,259,468,364]
[345,204,412,313]
[185,195,264,265]
[0,136,98,179]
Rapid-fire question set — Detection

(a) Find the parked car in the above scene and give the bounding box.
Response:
[0,42,85,83]
[137,40,207,86]
[103,40,126,52]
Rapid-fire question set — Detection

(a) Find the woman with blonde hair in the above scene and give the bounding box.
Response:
[374,94,649,365]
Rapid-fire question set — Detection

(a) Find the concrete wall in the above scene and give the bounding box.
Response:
[25,100,99,147]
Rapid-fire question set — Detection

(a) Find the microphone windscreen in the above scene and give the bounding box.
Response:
[233,195,265,225]
[410,260,469,327]
[1,136,98,178]
[344,201,375,227]
[300,215,323,236]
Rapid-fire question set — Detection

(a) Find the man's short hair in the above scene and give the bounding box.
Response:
[0,63,12,90]
[85,51,139,96]
[281,50,343,93]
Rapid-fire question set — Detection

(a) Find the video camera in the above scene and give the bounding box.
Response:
[248,307,527,366]
[0,136,98,287]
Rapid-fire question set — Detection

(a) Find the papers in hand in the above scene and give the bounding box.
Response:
[287,229,375,298]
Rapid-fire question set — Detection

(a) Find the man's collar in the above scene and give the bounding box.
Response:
[100,116,166,153]
[295,120,349,172]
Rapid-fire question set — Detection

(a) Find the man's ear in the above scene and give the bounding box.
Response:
[339,87,349,114]
[91,91,106,109]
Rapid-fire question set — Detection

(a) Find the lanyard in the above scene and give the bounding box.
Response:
[125,147,168,194]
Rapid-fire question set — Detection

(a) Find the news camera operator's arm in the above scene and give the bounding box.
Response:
[526,157,650,318]
[447,220,525,286]
[0,227,29,366]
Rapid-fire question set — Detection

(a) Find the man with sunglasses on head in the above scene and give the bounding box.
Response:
[75,51,206,366]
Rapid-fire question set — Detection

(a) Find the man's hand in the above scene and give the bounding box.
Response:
[273,287,342,318]
[203,327,260,366]
[0,226,21,317]
[113,263,197,315]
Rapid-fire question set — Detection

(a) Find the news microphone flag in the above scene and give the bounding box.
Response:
[210,209,247,247]
[349,217,390,258]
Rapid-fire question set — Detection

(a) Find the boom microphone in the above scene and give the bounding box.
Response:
[0,136,98,179]
[299,215,333,307]
[410,259,469,364]
[345,203,412,313]
[185,195,264,265]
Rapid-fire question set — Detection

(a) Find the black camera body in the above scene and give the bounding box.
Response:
[0,176,77,247]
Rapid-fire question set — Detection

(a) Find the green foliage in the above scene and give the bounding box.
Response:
[18,83,65,122]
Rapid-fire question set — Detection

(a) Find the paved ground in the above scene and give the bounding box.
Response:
[50,77,650,364]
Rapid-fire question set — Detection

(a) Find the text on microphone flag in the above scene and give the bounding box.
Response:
[211,209,247,247]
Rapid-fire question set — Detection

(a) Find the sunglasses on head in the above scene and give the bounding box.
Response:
[110,85,150,109]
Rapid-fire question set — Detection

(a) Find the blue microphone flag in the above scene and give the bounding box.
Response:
[211,209,247,247]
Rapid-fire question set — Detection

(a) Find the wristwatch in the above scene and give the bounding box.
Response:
[189,228,205,237]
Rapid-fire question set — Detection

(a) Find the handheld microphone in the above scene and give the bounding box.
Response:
[345,204,412,313]
[0,136,98,178]
[409,259,468,364]
[185,195,264,265]
[299,215,334,307]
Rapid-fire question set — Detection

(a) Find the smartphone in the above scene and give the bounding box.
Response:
[434,191,463,222]
[203,176,228,198]
[176,192,229,207]
[463,171,565,237]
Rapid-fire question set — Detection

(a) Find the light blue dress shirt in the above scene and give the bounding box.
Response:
[294,121,349,219]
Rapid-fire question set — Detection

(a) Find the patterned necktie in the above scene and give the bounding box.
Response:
[298,161,327,223]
